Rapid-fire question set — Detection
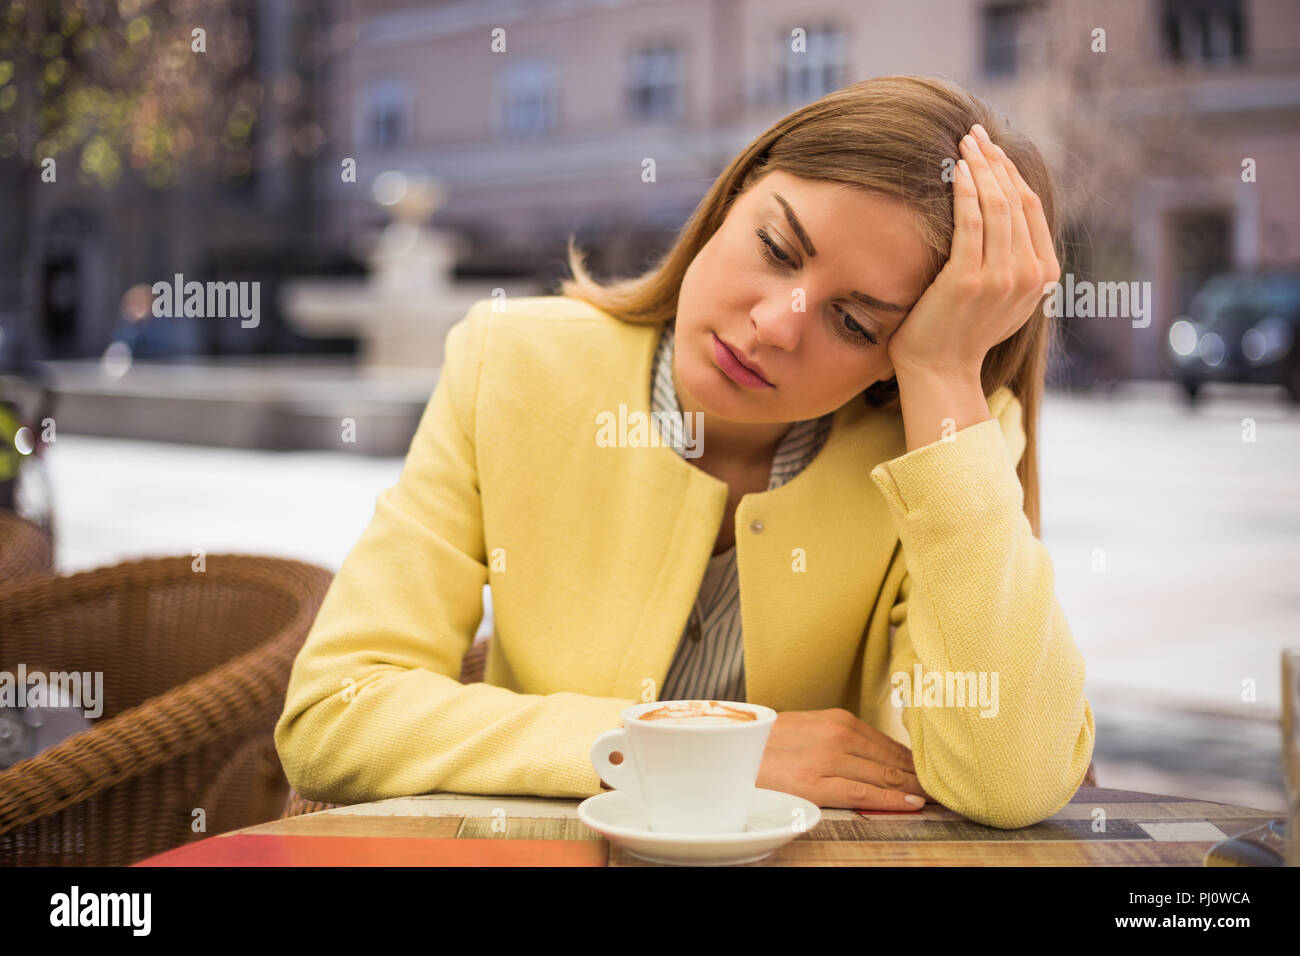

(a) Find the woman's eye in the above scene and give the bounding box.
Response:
[835,307,879,346]
[757,228,878,347]
[755,229,791,268]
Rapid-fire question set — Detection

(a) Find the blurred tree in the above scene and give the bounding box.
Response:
[0,0,263,189]
[0,1,341,360]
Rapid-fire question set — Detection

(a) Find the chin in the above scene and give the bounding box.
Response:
[702,382,785,423]
[679,362,734,416]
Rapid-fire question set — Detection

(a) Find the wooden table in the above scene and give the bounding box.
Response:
[134,786,1284,866]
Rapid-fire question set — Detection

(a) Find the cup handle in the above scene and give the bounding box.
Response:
[590,729,642,802]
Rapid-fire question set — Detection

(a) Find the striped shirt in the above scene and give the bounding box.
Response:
[651,319,835,702]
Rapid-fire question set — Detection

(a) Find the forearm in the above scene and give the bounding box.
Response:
[276,652,634,804]
[870,402,1093,827]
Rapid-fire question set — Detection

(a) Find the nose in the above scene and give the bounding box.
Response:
[750,299,805,351]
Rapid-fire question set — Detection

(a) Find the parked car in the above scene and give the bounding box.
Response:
[1166,271,1300,402]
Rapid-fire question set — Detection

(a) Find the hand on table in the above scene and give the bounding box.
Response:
[755,708,932,811]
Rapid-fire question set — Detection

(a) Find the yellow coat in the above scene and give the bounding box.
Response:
[274,295,1095,829]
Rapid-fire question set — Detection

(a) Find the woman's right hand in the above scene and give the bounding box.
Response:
[755,708,931,811]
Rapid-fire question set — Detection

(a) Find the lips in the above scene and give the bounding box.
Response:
[713,333,774,388]
[730,347,769,381]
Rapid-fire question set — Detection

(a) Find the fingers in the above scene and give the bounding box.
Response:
[822,708,916,774]
[972,126,1037,292]
[1002,157,1060,280]
[831,751,928,801]
[949,143,983,275]
[959,131,1011,278]
[821,774,928,812]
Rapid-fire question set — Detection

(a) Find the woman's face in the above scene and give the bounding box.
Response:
[674,169,933,434]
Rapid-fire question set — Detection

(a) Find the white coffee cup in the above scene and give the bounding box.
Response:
[589,699,777,834]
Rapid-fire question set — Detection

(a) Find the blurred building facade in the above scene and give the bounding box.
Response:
[3,0,1297,382]
[320,0,1300,382]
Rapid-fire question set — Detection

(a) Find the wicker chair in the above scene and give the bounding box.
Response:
[0,509,54,584]
[279,632,1095,817]
[0,553,333,865]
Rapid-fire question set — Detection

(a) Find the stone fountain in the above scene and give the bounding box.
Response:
[282,171,537,369]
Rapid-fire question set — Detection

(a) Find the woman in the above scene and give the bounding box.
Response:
[275,75,1095,830]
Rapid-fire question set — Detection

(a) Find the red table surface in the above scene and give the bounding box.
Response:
[134,834,608,867]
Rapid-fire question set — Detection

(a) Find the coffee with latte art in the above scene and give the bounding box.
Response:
[637,700,758,725]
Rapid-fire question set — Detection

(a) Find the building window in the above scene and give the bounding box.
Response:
[364,80,412,148]
[627,43,683,121]
[498,59,557,136]
[780,24,847,103]
[981,2,1047,78]
[1161,0,1246,65]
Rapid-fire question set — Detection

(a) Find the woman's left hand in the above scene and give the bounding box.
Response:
[885,124,1059,382]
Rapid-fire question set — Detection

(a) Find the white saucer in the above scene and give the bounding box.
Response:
[577,788,821,866]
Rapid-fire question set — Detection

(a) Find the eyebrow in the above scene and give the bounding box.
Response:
[771,192,917,314]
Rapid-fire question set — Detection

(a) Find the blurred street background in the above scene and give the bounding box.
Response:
[2,0,1299,815]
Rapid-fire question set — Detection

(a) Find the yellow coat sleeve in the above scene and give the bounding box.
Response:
[274,301,635,804]
[869,387,1095,829]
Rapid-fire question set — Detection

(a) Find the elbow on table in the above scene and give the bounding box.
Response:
[961,777,1083,830]
[925,718,1096,830]
[273,689,368,805]
[972,744,1096,830]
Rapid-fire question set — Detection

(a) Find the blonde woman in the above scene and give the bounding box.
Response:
[276,75,1095,830]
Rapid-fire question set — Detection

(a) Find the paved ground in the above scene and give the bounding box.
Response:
[1035,382,1297,812]
[32,381,1298,814]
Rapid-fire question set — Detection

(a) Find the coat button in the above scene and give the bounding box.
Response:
[688,616,702,641]
[750,518,764,534]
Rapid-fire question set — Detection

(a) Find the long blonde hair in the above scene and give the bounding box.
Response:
[559,75,1060,535]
